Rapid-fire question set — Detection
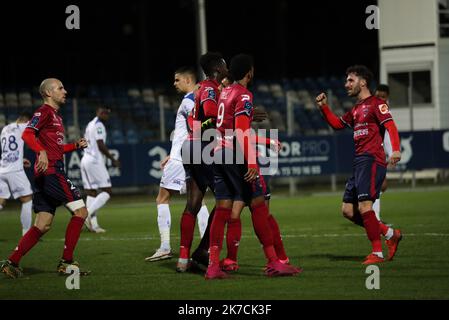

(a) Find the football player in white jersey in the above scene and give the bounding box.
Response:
[145,67,209,262]
[0,111,33,235]
[374,84,393,221]
[80,107,120,233]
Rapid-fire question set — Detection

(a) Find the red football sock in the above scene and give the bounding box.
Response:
[250,202,277,262]
[179,211,196,259]
[268,214,288,261]
[362,210,382,253]
[379,222,389,236]
[62,216,85,262]
[9,226,42,265]
[209,207,231,266]
[226,218,241,261]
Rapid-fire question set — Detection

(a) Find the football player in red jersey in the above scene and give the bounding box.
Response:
[205,54,301,279]
[1,78,90,278]
[176,52,228,272]
[316,66,402,264]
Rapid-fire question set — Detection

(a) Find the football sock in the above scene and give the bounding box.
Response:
[87,192,110,217]
[250,202,277,262]
[62,216,85,262]
[362,210,383,255]
[9,226,42,265]
[20,200,32,235]
[373,198,381,220]
[380,222,394,240]
[86,196,96,223]
[157,204,171,251]
[268,214,288,261]
[179,211,196,259]
[197,205,209,238]
[0,204,3,210]
[226,218,241,261]
[195,206,215,252]
[209,207,231,266]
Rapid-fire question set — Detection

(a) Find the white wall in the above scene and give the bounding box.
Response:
[380,46,439,130]
[379,0,438,47]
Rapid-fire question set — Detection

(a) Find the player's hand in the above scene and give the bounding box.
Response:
[269,139,282,154]
[23,158,32,168]
[389,151,401,167]
[160,156,170,169]
[112,159,121,168]
[244,167,259,183]
[76,138,88,149]
[253,108,268,122]
[315,93,328,108]
[37,150,48,173]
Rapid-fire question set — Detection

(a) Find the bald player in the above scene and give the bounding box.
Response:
[1,78,90,278]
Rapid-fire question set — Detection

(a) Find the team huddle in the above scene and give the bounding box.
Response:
[0,52,402,280]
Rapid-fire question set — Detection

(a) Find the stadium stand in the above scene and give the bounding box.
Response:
[0,76,371,143]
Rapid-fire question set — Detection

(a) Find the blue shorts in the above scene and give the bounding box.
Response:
[214,150,267,204]
[343,155,387,203]
[33,162,83,215]
[182,139,215,194]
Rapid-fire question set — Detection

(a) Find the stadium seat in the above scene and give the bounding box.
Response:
[111,129,126,144]
[126,128,139,144]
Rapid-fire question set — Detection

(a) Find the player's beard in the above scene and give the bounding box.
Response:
[348,85,361,97]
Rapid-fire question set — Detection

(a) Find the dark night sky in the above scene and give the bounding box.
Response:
[0,0,379,88]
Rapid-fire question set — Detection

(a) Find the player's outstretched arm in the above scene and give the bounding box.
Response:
[315,92,345,130]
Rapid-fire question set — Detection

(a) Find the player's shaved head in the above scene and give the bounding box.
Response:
[39,78,60,98]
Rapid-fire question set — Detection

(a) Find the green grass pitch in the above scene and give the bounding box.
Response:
[1,187,449,300]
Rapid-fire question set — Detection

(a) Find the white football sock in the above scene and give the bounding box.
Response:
[21,200,32,235]
[373,197,381,221]
[384,228,394,240]
[157,204,171,251]
[373,251,384,258]
[87,192,110,217]
[0,204,3,210]
[197,205,209,238]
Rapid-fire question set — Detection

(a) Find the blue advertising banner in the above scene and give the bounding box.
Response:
[20,130,449,188]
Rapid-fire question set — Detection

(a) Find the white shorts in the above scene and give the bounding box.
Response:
[160,158,186,194]
[80,156,112,190]
[0,170,33,199]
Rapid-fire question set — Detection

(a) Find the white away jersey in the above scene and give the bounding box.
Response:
[0,123,27,173]
[83,117,107,162]
[170,92,194,161]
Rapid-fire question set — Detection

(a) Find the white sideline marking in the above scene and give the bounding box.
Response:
[39,232,449,242]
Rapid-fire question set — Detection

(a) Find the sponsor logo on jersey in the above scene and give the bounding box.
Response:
[379,104,389,114]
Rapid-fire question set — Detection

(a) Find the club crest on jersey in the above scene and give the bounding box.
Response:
[29,116,39,128]
[244,101,253,116]
[379,104,389,114]
[207,88,216,100]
